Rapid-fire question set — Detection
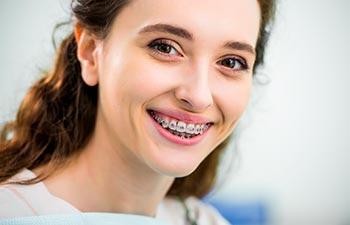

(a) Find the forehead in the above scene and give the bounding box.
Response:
[110,0,260,47]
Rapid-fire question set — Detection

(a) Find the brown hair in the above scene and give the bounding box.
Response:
[0,0,275,198]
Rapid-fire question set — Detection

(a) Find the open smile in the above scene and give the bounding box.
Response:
[147,109,213,146]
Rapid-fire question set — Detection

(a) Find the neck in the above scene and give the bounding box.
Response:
[41,124,174,217]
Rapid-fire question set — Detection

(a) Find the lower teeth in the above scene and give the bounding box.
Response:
[167,128,196,139]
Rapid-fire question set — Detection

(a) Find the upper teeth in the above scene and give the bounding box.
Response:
[151,111,210,135]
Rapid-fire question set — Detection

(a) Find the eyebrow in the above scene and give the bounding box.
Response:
[138,23,193,40]
[224,41,256,56]
[139,23,255,55]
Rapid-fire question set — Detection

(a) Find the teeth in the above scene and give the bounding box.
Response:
[186,124,195,134]
[176,121,186,133]
[200,124,206,134]
[150,110,211,137]
[203,124,209,132]
[195,125,202,135]
[169,120,177,131]
[161,119,169,128]
[155,115,162,123]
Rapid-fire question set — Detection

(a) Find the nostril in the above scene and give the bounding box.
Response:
[180,98,192,106]
[175,86,213,111]
[179,98,200,110]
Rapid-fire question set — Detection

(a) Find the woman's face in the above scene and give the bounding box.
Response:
[91,0,260,177]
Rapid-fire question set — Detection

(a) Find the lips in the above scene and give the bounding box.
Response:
[147,109,213,145]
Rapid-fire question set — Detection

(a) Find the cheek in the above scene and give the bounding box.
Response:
[115,58,182,100]
[216,78,252,122]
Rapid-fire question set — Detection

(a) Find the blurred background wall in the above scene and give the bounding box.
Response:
[0,0,349,225]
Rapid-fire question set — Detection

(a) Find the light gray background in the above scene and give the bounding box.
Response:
[0,0,349,224]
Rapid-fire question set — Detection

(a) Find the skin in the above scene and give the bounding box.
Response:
[41,0,260,217]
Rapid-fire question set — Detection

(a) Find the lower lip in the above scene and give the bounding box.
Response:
[148,112,210,146]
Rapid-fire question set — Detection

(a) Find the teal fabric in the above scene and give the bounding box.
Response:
[0,213,171,225]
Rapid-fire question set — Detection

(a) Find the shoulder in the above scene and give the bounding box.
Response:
[0,184,36,219]
[0,170,79,219]
[157,196,230,225]
[0,170,39,219]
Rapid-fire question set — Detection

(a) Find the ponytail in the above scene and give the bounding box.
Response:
[0,32,97,183]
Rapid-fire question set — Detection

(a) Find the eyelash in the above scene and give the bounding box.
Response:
[148,39,248,72]
[218,57,248,71]
[148,39,182,57]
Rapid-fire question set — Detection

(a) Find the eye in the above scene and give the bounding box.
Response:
[219,57,247,71]
[148,39,182,56]
[154,43,177,54]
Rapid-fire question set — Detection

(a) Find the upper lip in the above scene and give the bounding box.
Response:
[148,108,212,124]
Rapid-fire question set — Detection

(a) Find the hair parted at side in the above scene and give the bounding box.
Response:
[0,0,275,198]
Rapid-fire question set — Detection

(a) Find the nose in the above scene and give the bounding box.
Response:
[175,65,213,112]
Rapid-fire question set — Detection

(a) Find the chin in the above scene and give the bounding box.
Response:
[148,154,204,178]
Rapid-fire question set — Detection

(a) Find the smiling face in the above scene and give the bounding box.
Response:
[83,0,261,177]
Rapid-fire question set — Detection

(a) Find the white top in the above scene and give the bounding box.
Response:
[0,169,230,225]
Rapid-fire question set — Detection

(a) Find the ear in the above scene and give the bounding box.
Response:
[75,26,100,86]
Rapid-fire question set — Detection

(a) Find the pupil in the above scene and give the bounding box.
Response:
[158,44,171,53]
[223,58,235,68]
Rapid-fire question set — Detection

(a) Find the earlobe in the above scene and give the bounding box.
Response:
[75,26,100,87]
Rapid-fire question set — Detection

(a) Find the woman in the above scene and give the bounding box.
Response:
[0,0,275,224]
